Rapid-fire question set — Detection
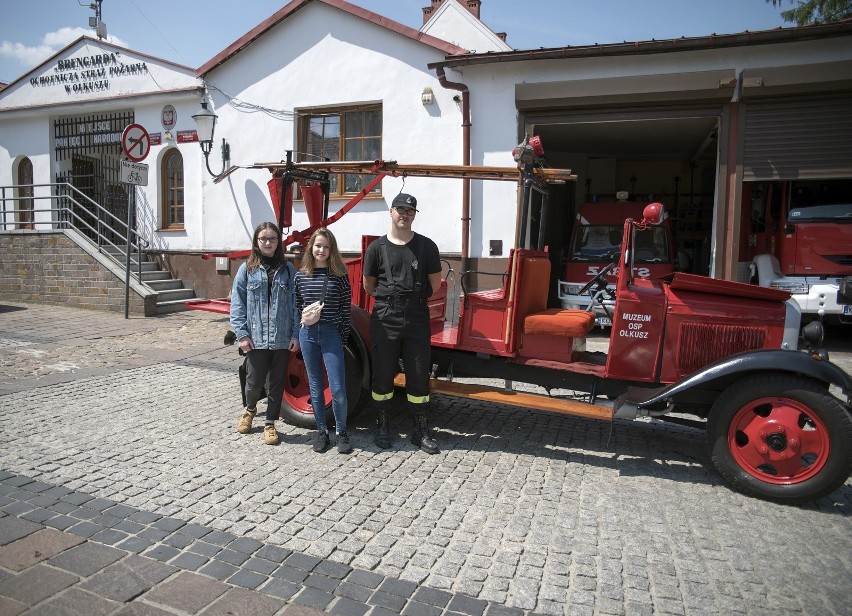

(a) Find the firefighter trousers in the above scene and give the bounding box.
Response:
[370,298,431,414]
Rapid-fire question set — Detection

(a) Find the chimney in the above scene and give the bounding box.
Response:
[423,0,482,25]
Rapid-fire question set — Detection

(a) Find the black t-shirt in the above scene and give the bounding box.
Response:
[363,233,441,299]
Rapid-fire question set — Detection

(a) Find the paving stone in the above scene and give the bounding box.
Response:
[336,580,374,602]
[447,594,489,616]
[188,540,223,557]
[228,568,268,590]
[66,521,104,538]
[79,554,176,602]
[273,564,310,583]
[229,536,263,554]
[116,536,154,554]
[22,587,117,616]
[261,576,302,601]
[0,564,78,605]
[329,596,370,616]
[369,590,408,611]
[0,528,83,571]
[403,600,444,616]
[202,529,237,546]
[293,586,335,610]
[282,604,330,616]
[144,544,181,562]
[0,596,27,616]
[59,493,94,506]
[347,569,384,589]
[202,586,285,615]
[199,559,239,581]
[0,516,42,546]
[143,571,229,613]
[90,529,129,545]
[286,552,322,571]
[48,542,126,577]
[413,586,453,607]
[256,544,292,563]
[20,507,56,524]
[44,515,78,531]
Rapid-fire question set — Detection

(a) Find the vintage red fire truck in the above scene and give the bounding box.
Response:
[191,143,852,505]
[558,198,674,326]
[742,179,852,325]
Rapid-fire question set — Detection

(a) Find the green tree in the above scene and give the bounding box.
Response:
[766,0,852,25]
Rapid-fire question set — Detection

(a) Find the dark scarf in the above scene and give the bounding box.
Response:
[260,255,279,303]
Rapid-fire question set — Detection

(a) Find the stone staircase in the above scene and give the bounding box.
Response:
[102,246,203,314]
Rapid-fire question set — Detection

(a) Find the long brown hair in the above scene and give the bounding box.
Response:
[301,227,347,276]
[246,222,283,272]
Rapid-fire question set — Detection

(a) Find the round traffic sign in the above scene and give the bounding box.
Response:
[122,123,151,162]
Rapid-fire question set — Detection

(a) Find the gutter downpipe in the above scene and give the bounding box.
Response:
[435,66,471,275]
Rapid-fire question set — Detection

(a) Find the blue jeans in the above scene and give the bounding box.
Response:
[298,322,348,434]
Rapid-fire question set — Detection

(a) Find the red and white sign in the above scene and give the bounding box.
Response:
[121,123,150,162]
[176,130,198,143]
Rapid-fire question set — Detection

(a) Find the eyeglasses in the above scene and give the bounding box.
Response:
[393,207,416,217]
[258,237,279,244]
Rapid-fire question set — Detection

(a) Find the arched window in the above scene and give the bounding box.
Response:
[17,157,34,230]
[160,148,184,229]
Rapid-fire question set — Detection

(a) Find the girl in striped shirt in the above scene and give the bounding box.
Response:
[295,228,352,453]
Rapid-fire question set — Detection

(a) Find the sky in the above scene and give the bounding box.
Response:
[0,0,790,84]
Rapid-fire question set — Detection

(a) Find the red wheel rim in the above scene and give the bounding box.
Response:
[727,396,830,484]
[282,352,330,416]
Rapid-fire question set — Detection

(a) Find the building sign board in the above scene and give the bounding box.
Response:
[120,160,149,186]
[176,130,198,143]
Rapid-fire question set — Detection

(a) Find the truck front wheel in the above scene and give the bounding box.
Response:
[707,375,852,504]
[279,343,367,429]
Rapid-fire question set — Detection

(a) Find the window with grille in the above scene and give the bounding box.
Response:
[298,104,382,197]
[161,148,184,229]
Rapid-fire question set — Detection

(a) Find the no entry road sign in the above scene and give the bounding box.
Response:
[121,123,151,162]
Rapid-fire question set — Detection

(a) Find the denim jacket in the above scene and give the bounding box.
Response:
[230,260,299,349]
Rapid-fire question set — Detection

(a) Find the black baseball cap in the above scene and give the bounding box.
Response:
[391,193,418,211]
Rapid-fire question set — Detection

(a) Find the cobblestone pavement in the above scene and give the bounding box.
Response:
[1,301,851,615]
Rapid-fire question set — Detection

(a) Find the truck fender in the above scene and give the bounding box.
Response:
[636,349,852,409]
[349,305,372,392]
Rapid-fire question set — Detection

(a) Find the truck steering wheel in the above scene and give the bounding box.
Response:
[577,261,617,298]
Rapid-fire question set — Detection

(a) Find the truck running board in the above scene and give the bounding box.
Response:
[393,374,613,422]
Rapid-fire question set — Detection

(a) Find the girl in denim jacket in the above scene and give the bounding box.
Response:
[230,222,300,445]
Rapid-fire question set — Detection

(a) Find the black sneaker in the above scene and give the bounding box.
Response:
[337,432,352,454]
[313,430,330,453]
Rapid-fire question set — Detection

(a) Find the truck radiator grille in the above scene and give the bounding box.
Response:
[677,323,766,375]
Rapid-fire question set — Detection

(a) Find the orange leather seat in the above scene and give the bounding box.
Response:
[523,309,595,338]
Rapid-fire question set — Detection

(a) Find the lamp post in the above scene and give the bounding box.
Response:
[192,99,230,177]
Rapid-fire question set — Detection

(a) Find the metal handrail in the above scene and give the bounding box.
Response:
[0,182,149,283]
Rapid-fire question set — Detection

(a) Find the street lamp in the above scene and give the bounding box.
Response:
[192,99,230,177]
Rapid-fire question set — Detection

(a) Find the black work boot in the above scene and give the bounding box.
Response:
[411,415,439,454]
[375,407,391,449]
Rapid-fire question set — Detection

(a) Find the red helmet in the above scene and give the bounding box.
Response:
[643,202,664,225]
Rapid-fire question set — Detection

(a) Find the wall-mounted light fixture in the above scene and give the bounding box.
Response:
[191,99,230,177]
[421,87,434,105]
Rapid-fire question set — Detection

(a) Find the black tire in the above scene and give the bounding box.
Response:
[707,374,852,504]
[279,343,367,429]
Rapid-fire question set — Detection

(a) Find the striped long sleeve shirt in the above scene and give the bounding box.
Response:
[294,268,352,342]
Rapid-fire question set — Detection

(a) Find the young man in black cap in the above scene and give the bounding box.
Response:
[362,193,442,453]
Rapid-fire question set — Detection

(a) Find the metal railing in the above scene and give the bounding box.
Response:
[0,182,149,283]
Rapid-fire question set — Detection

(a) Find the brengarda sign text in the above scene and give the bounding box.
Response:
[29,52,149,95]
